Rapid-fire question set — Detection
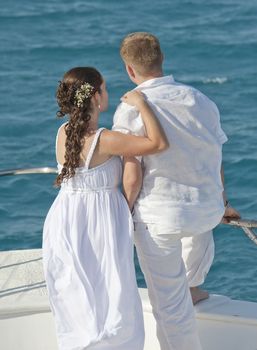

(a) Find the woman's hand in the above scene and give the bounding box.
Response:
[121,90,145,109]
[100,88,168,157]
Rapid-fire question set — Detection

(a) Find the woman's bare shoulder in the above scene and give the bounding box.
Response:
[58,122,68,134]
[56,122,68,142]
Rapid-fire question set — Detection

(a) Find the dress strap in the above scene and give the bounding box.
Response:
[84,128,106,170]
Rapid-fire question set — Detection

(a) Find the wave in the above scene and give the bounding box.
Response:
[203,77,228,84]
[179,75,229,85]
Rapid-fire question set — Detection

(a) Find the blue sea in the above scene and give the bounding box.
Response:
[0,0,257,302]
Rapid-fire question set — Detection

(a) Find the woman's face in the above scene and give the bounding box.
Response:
[99,80,108,112]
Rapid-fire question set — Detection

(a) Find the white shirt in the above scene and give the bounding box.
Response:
[112,75,228,235]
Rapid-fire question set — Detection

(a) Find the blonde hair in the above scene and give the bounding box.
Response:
[120,32,163,76]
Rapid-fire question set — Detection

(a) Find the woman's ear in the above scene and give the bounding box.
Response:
[91,92,100,110]
[94,91,100,101]
[96,91,101,103]
[94,91,101,110]
[161,52,164,63]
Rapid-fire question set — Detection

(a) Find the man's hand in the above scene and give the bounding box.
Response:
[222,205,241,224]
[220,165,241,224]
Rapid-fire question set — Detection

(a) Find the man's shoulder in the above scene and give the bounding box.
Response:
[145,79,219,117]
[115,101,137,114]
[116,101,137,111]
[114,102,139,122]
[112,101,144,135]
[174,81,217,107]
[171,80,205,97]
[144,78,204,100]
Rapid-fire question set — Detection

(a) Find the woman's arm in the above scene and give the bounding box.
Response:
[100,91,169,157]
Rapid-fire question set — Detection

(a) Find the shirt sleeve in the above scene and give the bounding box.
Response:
[211,102,228,145]
[112,102,146,162]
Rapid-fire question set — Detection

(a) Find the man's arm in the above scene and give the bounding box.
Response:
[122,157,142,211]
[112,102,146,210]
[221,164,241,222]
[220,165,227,206]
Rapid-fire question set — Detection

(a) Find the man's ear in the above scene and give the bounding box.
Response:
[126,64,136,79]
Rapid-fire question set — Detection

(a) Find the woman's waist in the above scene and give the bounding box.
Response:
[59,184,119,194]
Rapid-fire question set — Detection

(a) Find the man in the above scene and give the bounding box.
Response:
[112,32,240,350]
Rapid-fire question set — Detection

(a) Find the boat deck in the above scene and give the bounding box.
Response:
[1,249,257,349]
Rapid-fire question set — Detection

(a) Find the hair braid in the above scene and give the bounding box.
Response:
[54,67,103,187]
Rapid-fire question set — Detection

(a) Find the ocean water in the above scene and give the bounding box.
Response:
[0,0,257,302]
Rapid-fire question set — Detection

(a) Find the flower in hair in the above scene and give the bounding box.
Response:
[74,82,94,107]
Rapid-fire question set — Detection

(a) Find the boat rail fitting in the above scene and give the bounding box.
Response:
[224,219,257,245]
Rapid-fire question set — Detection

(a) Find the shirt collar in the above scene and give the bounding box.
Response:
[135,75,175,90]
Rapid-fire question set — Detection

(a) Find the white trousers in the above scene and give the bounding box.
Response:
[181,231,214,288]
[134,223,202,350]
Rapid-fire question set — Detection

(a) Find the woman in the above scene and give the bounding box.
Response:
[42,67,168,350]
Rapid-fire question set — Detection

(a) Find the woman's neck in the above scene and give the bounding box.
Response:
[87,112,99,134]
[87,123,98,134]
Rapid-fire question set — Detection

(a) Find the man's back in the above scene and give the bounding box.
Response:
[113,75,227,235]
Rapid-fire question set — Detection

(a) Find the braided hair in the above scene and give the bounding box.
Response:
[54,67,103,187]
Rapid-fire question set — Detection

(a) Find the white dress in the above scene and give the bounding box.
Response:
[42,127,144,350]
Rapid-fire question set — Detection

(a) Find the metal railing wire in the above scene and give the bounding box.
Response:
[0,167,57,176]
